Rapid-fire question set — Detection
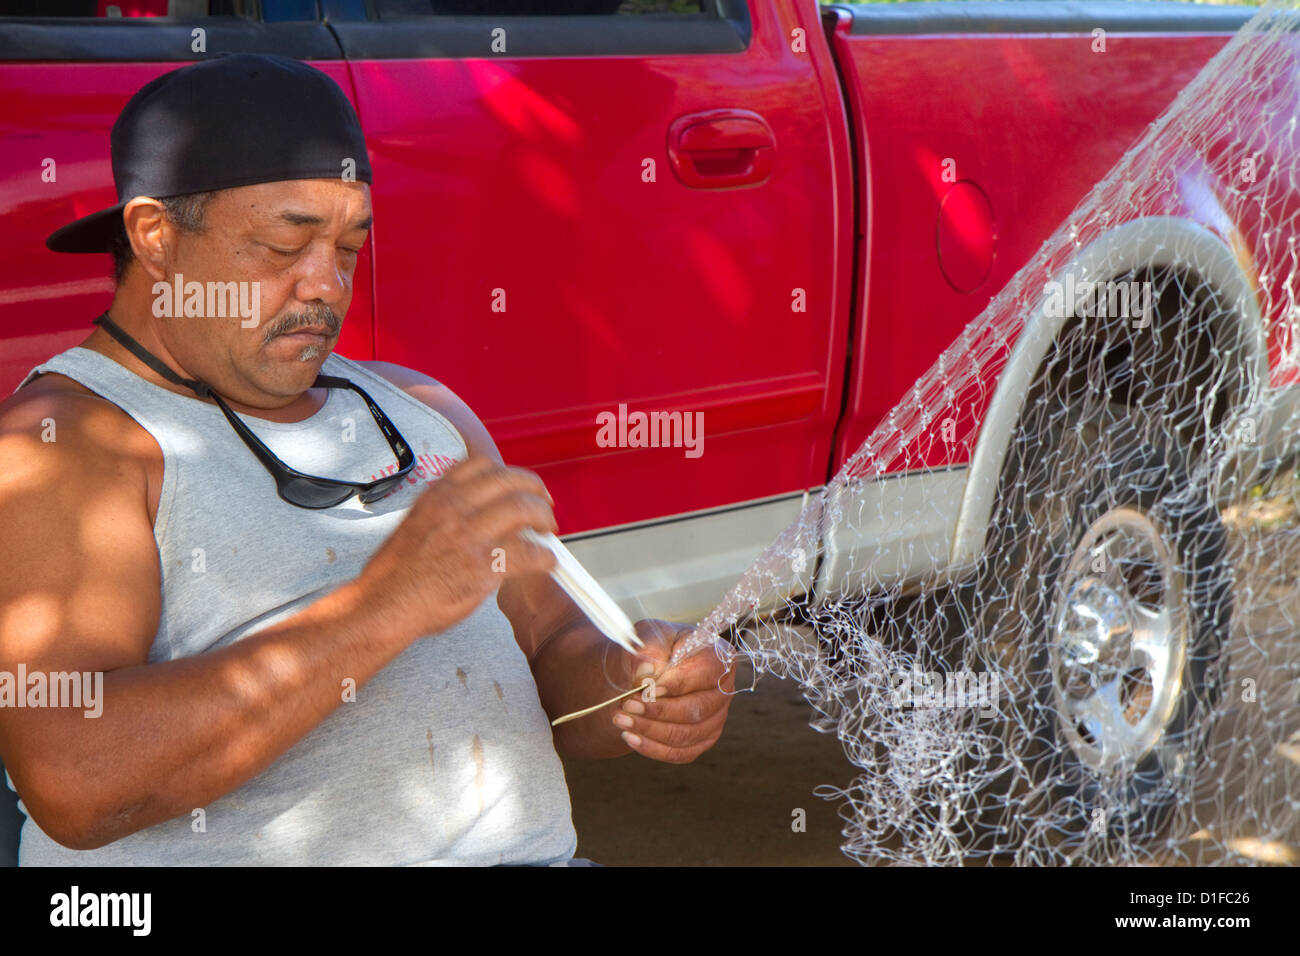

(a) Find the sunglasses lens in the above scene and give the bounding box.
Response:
[280,477,354,510]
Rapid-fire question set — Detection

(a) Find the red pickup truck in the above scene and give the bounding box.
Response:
[0,0,1284,859]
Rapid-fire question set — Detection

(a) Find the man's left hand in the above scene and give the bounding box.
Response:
[612,619,735,764]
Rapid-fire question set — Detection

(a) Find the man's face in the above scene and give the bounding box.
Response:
[147,178,372,407]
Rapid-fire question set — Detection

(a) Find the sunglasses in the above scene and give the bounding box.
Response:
[94,313,415,509]
[208,373,415,508]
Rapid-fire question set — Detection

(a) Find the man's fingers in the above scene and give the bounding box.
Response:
[623,687,730,725]
[643,653,735,699]
[619,732,705,764]
[472,490,558,540]
[617,709,727,764]
[493,535,558,577]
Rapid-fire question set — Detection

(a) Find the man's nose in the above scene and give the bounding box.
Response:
[294,242,351,305]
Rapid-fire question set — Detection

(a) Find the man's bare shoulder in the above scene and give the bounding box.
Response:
[0,372,163,674]
[0,372,163,526]
[355,360,441,392]
[0,374,148,478]
[356,359,503,464]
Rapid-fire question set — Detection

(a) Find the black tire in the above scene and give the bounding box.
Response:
[971,402,1231,858]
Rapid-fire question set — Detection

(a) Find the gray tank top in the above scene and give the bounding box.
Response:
[10,346,576,866]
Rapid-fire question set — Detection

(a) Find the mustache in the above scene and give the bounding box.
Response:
[262,306,342,345]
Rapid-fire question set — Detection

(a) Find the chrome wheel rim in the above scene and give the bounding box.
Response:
[1048,507,1188,774]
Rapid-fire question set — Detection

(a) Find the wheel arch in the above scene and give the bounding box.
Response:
[949,216,1267,572]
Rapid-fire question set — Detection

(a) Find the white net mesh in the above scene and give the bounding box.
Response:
[674,1,1300,866]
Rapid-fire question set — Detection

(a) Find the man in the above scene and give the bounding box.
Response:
[0,53,733,865]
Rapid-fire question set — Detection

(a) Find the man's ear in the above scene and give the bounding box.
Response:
[121,197,172,283]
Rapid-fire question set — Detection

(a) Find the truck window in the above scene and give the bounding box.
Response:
[0,1,252,16]
[375,1,703,13]
[0,1,339,59]
[334,0,749,57]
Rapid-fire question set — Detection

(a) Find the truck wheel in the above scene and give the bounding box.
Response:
[975,401,1231,856]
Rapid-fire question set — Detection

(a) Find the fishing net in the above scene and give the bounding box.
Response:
[672,1,1300,865]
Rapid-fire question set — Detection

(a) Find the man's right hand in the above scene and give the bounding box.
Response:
[352,454,559,641]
